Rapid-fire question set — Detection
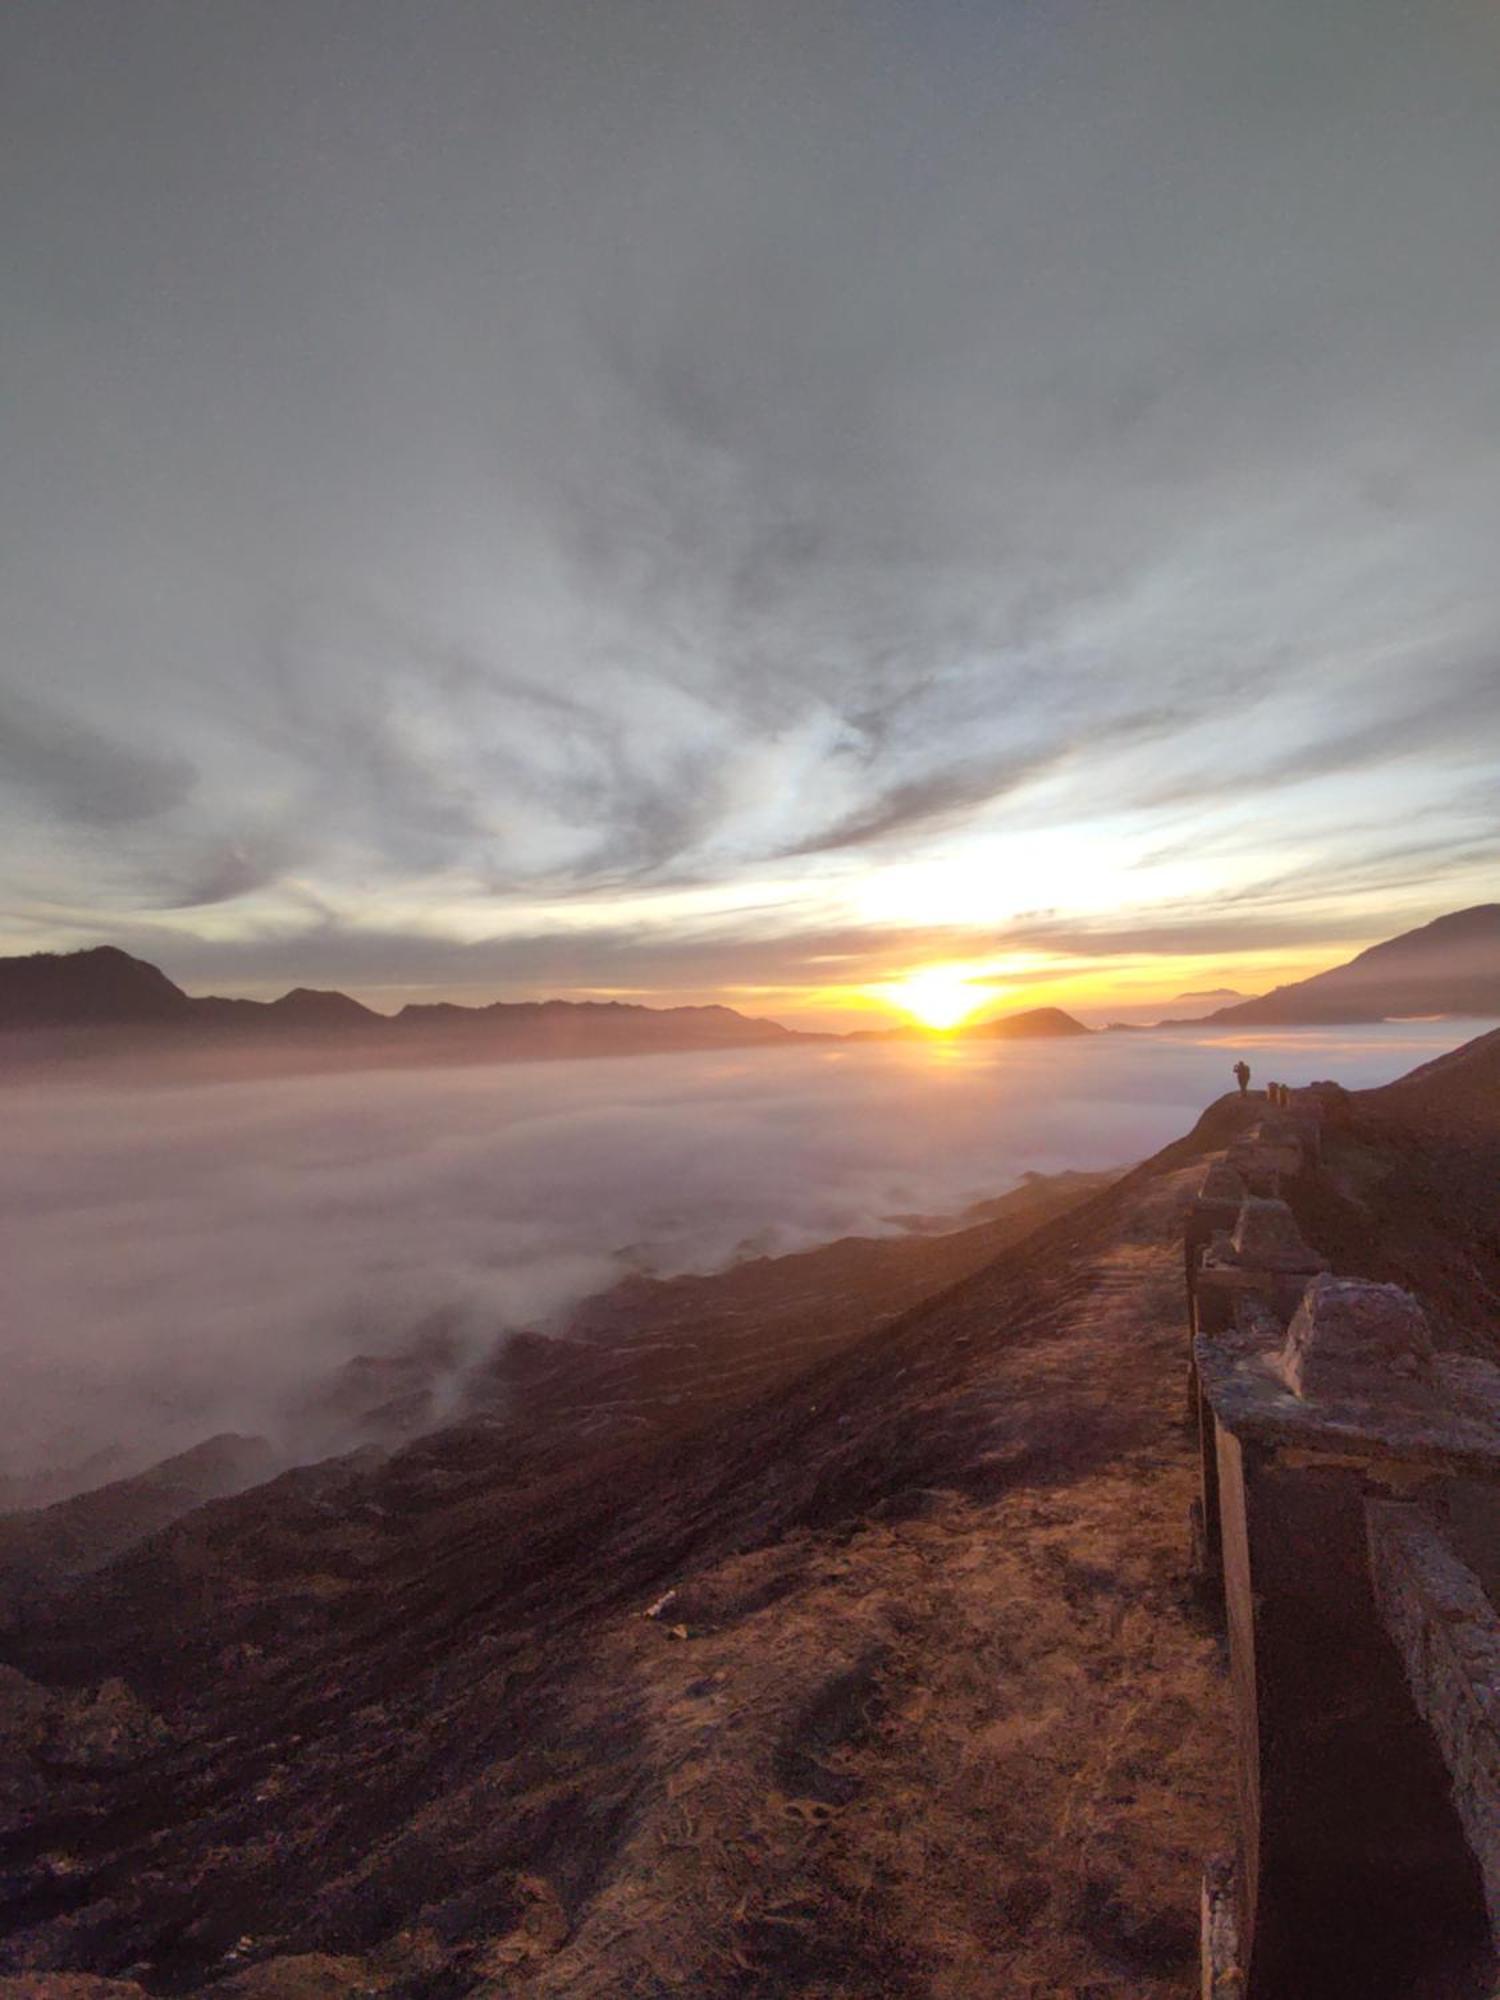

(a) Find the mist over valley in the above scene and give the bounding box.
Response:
[3,1019,1482,1493]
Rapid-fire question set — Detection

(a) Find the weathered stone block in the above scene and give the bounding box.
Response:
[1201,1159,1247,1204]
[1367,1499,1500,1940]
[1194,1259,1272,1335]
[1234,1121,1304,1180]
[1200,1855,1245,1999]
[1274,1275,1435,1400]
[1194,1200,1327,1333]
[1224,1142,1284,1196]
[1226,1198,1324,1273]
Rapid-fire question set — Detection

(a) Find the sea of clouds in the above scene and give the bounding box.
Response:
[0,1020,1482,1489]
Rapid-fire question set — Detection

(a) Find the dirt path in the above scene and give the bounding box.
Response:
[502,1165,1234,1998]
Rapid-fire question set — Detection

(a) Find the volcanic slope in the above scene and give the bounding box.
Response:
[0,1143,1249,1997]
[1282,1023,1500,1365]
[1203,902,1500,1025]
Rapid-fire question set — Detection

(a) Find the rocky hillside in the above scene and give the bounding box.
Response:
[1281,1022,1500,1364]
[0,1438,276,1629]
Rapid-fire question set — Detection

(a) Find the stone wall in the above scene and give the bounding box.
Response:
[1185,1090,1500,2000]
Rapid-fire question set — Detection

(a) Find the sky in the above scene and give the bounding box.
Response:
[3,0,1500,1027]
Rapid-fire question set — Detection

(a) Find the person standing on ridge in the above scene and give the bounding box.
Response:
[1233,1059,1251,1095]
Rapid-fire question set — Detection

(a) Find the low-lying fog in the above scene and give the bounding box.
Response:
[1,1020,1484,1491]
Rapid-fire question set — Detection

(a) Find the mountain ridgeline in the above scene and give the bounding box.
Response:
[0,947,804,1063]
[1199,903,1500,1025]
[6,902,1498,1073]
[0,946,1090,1070]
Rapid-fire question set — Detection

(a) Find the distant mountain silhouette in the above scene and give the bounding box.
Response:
[1174,987,1245,1002]
[961,1005,1090,1038]
[0,945,806,1066]
[0,945,192,1030]
[188,985,385,1035]
[386,994,804,1059]
[843,1004,1091,1044]
[1202,905,1500,1025]
[269,986,384,1028]
[0,949,1098,1064]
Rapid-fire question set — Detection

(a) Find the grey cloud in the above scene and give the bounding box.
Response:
[783,747,1066,857]
[1214,839,1500,922]
[78,914,959,1007]
[0,685,194,827]
[992,911,1388,963]
[783,694,1236,860]
[153,832,303,910]
[1139,654,1500,814]
[3,0,1500,969]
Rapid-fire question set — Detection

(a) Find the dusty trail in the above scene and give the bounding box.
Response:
[487,1166,1233,1998]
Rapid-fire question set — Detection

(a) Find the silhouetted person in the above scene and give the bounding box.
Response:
[1233,1060,1251,1095]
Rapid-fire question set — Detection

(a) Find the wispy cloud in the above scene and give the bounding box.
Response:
[2,0,1499,1002]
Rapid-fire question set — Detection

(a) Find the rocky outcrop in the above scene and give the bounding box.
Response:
[2,1669,171,1773]
[1,1666,173,1850]
[32,1679,172,1774]
[0,1669,52,1740]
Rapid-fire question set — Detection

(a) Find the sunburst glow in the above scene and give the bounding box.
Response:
[882,966,994,1032]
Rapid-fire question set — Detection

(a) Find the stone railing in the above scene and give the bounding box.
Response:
[1184,1091,1500,1999]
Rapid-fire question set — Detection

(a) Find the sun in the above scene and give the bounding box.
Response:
[883,965,992,1032]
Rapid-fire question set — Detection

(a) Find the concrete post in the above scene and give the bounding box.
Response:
[1195,1275,1500,1997]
